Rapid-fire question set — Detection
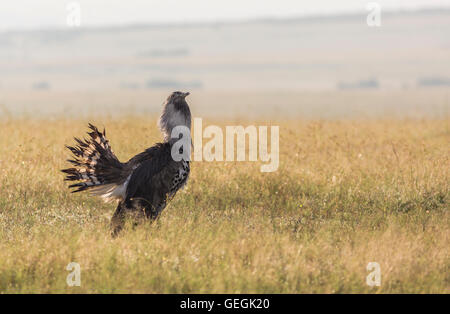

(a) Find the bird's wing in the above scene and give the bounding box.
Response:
[125,142,175,199]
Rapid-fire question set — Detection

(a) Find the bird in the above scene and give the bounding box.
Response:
[61,91,192,236]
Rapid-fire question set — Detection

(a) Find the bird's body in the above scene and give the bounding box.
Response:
[62,91,192,235]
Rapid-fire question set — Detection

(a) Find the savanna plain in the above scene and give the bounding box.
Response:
[0,100,448,293]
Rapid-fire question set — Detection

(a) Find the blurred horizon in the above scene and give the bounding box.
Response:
[1,7,450,34]
[1,1,450,31]
[0,3,449,119]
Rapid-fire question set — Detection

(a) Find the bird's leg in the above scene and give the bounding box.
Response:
[110,202,126,237]
[145,194,167,221]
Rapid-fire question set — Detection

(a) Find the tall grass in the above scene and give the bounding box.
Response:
[0,117,448,293]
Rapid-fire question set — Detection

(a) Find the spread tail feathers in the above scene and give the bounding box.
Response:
[61,124,125,200]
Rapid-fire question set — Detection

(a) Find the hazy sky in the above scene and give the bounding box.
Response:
[1,0,449,30]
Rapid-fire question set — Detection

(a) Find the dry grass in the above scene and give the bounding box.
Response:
[0,117,448,293]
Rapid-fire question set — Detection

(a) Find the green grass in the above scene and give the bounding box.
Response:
[0,117,448,293]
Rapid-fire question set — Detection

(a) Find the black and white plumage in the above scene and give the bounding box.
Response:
[61,91,192,236]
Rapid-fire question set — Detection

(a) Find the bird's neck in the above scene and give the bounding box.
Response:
[159,103,191,143]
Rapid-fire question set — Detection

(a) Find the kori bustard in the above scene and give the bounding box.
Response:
[62,91,192,236]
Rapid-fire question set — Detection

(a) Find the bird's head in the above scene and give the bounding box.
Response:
[167,91,190,104]
[158,91,192,142]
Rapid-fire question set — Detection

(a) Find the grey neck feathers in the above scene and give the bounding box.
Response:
[158,101,192,142]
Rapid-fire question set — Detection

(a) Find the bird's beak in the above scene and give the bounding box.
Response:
[183,92,190,98]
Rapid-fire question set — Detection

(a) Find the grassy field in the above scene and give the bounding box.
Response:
[0,117,448,293]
